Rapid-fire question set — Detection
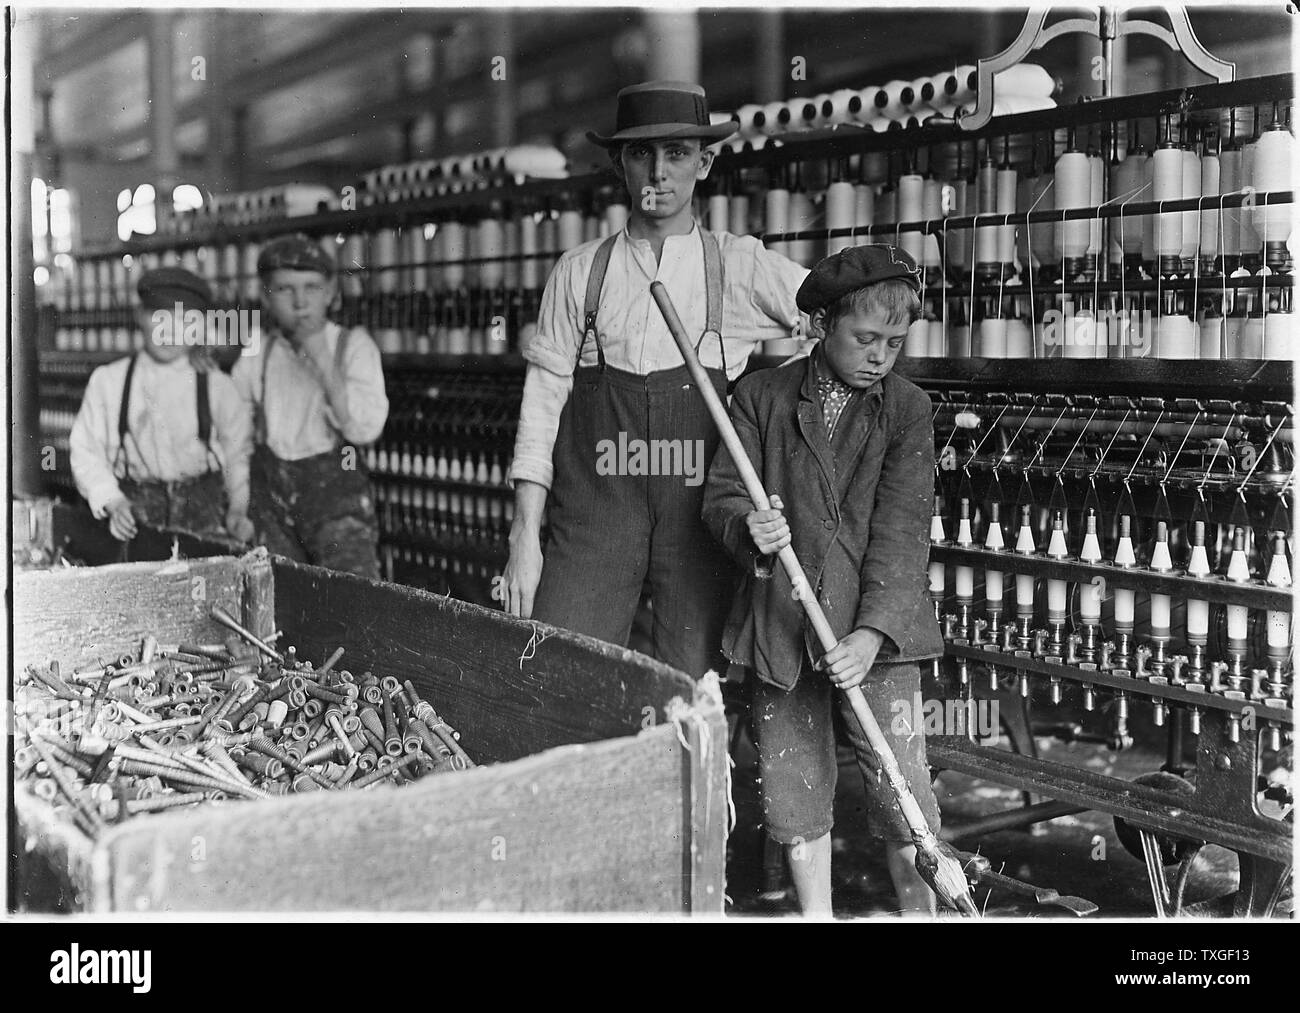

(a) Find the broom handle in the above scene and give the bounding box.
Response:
[650,281,938,845]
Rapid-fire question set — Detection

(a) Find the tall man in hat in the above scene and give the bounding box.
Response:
[497,81,809,679]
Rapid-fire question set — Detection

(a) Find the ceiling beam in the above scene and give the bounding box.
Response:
[41,11,149,80]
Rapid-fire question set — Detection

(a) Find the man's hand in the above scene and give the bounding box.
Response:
[225,507,255,543]
[819,627,885,690]
[498,529,544,618]
[746,493,790,556]
[105,496,138,542]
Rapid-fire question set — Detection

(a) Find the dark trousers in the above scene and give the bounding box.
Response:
[120,471,226,538]
[250,444,380,579]
[533,364,733,679]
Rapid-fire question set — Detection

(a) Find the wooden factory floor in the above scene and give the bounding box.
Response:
[724,725,1292,919]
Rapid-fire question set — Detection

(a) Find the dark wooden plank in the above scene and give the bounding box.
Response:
[271,559,697,764]
[240,549,277,641]
[13,555,256,672]
[100,723,688,913]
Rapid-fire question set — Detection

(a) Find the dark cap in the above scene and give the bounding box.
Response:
[796,244,924,314]
[137,267,213,310]
[256,233,336,278]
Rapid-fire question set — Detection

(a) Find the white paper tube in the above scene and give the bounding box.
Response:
[927,319,945,357]
[1254,125,1295,243]
[1055,150,1091,259]
[1262,309,1292,359]
[1199,151,1221,257]
[1227,605,1249,640]
[997,164,1018,265]
[826,181,856,256]
[978,317,1007,357]
[1180,148,1202,261]
[729,194,750,237]
[897,173,925,265]
[904,317,929,356]
[1199,314,1224,358]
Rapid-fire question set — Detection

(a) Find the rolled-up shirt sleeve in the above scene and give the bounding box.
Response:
[331,328,389,445]
[749,242,811,336]
[520,252,584,377]
[508,363,574,490]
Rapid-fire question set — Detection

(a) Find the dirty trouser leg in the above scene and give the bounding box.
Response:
[532,367,652,647]
[167,472,228,539]
[645,370,732,680]
[249,447,309,562]
[289,447,382,579]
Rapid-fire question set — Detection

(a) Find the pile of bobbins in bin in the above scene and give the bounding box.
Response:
[14,603,475,840]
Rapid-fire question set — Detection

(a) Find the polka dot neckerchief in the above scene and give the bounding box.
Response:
[814,354,858,439]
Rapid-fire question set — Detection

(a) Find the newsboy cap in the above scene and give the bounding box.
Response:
[795,244,924,314]
[137,267,213,310]
[256,233,337,278]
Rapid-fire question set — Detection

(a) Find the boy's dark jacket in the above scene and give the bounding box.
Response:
[702,350,943,689]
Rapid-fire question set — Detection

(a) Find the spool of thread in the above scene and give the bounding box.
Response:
[1141,151,1156,263]
[876,187,897,233]
[604,201,629,237]
[1239,133,1261,257]
[503,217,520,289]
[1219,145,1243,260]
[735,105,765,135]
[406,226,427,291]
[1016,173,1037,270]
[1156,313,1197,359]
[372,228,398,293]
[583,212,601,244]
[929,71,957,108]
[994,63,1056,99]
[853,181,874,242]
[1055,148,1091,262]
[947,176,968,272]
[241,243,260,302]
[1238,311,1265,358]
[1199,145,1221,263]
[341,235,366,297]
[758,101,786,136]
[783,98,819,133]
[478,215,505,289]
[1199,310,1225,358]
[1262,309,1292,358]
[926,318,945,357]
[1005,314,1033,357]
[538,214,558,279]
[729,194,750,237]
[822,89,861,126]
[897,172,926,266]
[1224,309,1247,356]
[997,162,1018,266]
[975,157,999,268]
[922,176,943,268]
[441,221,466,288]
[786,188,815,266]
[1180,147,1202,263]
[519,213,540,289]
[850,89,886,131]
[1254,121,1295,245]
[826,180,856,256]
[978,317,1007,357]
[1153,141,1186,261]
[875,80,915,123]
[950,65,977,108]
[1064,308,1099,358]
[764,182,790,258]
[708,193,729,233]
[557,207,584,253]
[1087,150,1105,257]
[949,320,971,357]
[904,317,929,357]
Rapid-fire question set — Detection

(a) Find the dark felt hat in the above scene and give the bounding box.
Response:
[256,233,337,278]
[796,244,924,314]
[587,81,737,148]
[137,267,213,310]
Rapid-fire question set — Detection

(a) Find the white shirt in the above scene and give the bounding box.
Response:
[231,321,389,461]
[510,223,809,488]
[70,352,253,517]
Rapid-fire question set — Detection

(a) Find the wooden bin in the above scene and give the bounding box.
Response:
[12,550,729,914]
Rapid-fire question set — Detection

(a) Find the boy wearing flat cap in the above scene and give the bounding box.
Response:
[498,80,808,680]
[231,234,389,578]
[703,244,945,916]
[70,267,254,543]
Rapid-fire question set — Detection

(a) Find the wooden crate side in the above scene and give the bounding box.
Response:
[12,792,99,912]
[98,723,692,913]
[271,560,696,763]
[682,704,731,915]
[12,553,274,673]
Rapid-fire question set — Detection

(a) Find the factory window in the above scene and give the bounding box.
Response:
[31,178,75,262]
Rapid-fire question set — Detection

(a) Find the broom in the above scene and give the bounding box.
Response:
[650,281,978,917]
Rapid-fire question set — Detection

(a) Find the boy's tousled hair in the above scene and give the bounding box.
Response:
[821,278,922,334]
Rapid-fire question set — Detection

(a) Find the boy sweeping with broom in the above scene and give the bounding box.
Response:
[702,244,946,916]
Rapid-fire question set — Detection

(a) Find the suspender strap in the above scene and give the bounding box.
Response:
[580,233,620,370]
[196,371,212,448]
[580,226,726,374]
[698,228,726,376]
[116,353,139,481]
[257,335,276,445]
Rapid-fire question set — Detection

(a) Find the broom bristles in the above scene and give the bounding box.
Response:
[916,839,980,916]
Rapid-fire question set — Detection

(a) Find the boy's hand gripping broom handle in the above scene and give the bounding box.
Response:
[649,281,978,917]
